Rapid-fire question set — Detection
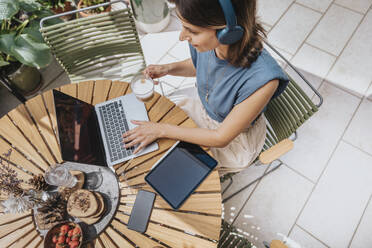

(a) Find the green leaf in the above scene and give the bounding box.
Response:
[0,60,9,66]
[0,0,20,20]
[0,33,16,54]
[11,33,51,68]
[22,27,43,42]
[18,0,41,12]
[34,9,63,26]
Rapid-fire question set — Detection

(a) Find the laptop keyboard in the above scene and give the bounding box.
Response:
[98,100,134,162]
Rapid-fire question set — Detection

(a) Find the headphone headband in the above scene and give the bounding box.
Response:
[216,0,244,44]
[218,0,238,27]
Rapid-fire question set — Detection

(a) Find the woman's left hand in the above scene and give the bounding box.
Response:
[122,120,163,154]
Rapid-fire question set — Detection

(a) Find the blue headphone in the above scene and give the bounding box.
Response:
[216,0,244,44]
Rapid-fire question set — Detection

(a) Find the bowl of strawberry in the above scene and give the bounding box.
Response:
[44,222,83,248]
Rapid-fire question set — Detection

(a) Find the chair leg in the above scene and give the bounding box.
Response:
[0,75,26,104]
[222,160,283,204]
[222,177,233,195]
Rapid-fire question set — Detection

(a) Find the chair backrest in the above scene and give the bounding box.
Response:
[40,7,145,83]
[262,42,323,151]
[263,78,318,149]
[218,220,253,248]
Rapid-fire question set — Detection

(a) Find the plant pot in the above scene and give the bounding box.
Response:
[51,1,76,21]
[131,0,171,33]
[77,0,112,17]
[4,63,43,96]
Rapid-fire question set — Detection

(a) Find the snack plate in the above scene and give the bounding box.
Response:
[33,162,120,242]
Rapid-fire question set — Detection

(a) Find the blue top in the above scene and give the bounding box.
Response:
[189,44,289,123]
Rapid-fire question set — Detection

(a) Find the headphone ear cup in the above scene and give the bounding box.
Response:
[216,26,244,45]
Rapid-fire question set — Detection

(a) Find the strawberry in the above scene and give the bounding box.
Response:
[72,227,81,235]
[69,240,79,248]
[60,224,69,233]
[66,237,71,243]
[71,235,80,241]
[57,235,65,244]
[67,230,73,237]
[52,235,58,243]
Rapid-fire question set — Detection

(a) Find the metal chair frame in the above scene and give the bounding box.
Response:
[221,40,323,205]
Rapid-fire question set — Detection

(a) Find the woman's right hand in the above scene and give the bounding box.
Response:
[143,64,170,79]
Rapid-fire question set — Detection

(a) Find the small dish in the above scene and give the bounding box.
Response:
[44,222,83,248]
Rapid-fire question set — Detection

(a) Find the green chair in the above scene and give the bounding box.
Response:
[218,219,253,248]
[221,41,323,207]
[40,0,145,83]
[219,42,322,247]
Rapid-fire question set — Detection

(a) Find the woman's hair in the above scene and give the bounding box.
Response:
[173,0,266,68]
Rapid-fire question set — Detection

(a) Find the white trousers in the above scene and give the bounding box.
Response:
[168,87,267,174]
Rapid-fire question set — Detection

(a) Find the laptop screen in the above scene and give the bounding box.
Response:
[53,90,105,166]
[145,141,218,209]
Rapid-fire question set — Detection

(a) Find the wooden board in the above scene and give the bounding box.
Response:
[0,80,222,248]
[26,95,62,163]
[0,115,49,171]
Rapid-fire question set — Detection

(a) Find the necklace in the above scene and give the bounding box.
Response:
[205,52,227,103]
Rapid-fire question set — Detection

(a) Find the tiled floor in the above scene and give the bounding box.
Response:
[1,1,372,247]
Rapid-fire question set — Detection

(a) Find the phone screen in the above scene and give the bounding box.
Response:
[127,190,155,233]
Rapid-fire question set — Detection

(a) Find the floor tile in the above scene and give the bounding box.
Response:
[307,4,363,56]
[296,0,332,12]
[367,84,372,101]
[297,141,372,248]
[326,10,372,97]
[285,66,322,99]
[350,196,372,248]
[154,54,186,95]
[264,44,293,68]
[281,82,360,182]
[0,87,21,118]
[167,40,190,61]
[221,163,269,224]
[40,72,71,92]
[178,77,196,90]
[234,164,313,247]
[343,99,372,155]
[268,4,322,54]
[291,43,336,87]
[140,31,180,65]
[289,225,328,248]
[39,57,65,85]
[257,0,294,26]
[335,0,372,13]
[262,23,272,33]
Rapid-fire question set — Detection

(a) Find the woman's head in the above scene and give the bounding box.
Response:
[174,0,265,68]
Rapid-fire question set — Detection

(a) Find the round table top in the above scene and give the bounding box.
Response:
[0,80,222,248]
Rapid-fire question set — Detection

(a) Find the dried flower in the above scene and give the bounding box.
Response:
[1,194,34,214]
[0,149,24,197]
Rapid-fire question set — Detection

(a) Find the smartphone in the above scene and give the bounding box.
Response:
[127,190,156,233]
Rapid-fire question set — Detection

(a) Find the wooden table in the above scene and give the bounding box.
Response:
[0,80,222,248]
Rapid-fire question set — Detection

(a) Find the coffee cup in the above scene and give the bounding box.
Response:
[130,74,155,102]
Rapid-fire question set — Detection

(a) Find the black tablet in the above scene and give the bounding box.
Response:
[145,141,218,209]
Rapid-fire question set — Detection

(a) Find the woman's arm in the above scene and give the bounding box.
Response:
[123,80,279,153]
[145,58,196,78]
[162,80,279,147]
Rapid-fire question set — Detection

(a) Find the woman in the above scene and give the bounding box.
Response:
[123,0,289,174]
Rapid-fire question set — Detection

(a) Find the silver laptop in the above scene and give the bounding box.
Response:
[53,90,158,171]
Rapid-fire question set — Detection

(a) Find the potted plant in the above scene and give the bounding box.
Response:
[130,0,170,33]
[36,0,75,20]
[0,0,62,95]
[77,0,111,17]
